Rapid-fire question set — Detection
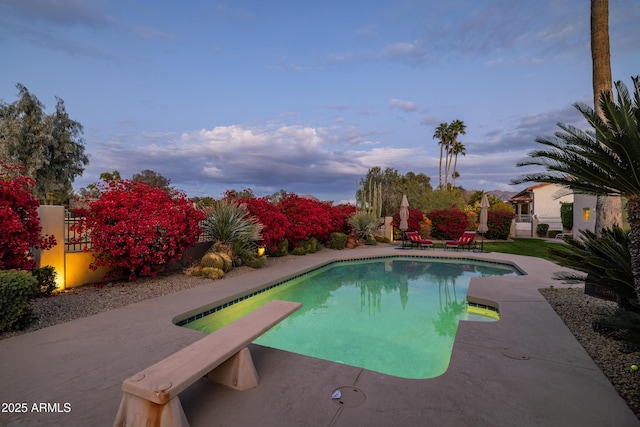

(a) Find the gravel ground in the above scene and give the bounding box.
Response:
[1,253,638,419]
[0,254,294,341]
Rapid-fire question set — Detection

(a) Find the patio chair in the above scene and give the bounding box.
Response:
[405,231,434,249]
[445,231,476,251]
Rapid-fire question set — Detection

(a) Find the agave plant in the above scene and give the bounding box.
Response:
[348,212,380,241]
[200,199,263,256]
[550,226,636,310]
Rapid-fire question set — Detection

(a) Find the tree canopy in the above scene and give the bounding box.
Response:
[132,169,172,189]
[358,166,473,215]
[0,84,88,204]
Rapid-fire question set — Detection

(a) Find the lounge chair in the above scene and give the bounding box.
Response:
[445,231,476,251]
[405,231,434,249]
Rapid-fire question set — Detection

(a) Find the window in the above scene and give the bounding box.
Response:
[583,208,590,221]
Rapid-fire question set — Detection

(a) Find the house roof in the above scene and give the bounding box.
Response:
[508,183,553,203]
[509,195,532,202]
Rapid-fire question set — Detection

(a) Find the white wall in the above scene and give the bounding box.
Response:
[532,184,573,218]
[573,194,597,235]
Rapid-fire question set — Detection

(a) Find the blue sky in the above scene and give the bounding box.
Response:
[1,0,638,203]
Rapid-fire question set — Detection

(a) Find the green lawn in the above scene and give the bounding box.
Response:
[479,238,558,261]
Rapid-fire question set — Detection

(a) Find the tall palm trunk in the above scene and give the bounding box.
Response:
[452,152,459,187]
[592,0,622,233]
[444,144,451,188]
[438,143,444,188]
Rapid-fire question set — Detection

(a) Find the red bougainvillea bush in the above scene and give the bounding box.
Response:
[227,190,355,253]
[0,164,56,270]
[237,196,291,254]
[428,206,470,240]
[485,209,515,240]
[276,193,335,248]
[392,207,424,233]
[73,179,204,280]
[328,204,356,235]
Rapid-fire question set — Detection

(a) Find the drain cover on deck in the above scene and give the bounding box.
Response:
[331,387,366,407]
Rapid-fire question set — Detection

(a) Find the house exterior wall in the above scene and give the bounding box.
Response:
[532,184,573,218]
[573,194,597,235]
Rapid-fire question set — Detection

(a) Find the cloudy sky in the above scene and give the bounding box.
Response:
[1,0,638,203]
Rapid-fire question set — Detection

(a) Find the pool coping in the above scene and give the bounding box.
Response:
[0,244,638,426]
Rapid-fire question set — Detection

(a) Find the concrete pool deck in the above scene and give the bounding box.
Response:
[1,244,638,427]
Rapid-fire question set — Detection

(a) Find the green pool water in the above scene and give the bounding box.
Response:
[183,256,521,379]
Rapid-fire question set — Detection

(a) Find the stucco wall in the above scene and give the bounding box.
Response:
[573,194,597,235]
[532,184,573,218]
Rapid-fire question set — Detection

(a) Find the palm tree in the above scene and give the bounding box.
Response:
[592,0,623,232]
[513,77,640,299]
[433,122,449,188]
[451,140,466,187]
[445,120,466,188]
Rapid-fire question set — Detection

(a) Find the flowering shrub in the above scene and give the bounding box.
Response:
[276,193,334,248]
[392,207,424,232]
[328,204,356,235]
[73,179,204,280]
[236,197,290,255]
[485,210,515,240]
[0,164,56,270]
[428,207,469,240]
[419,215,432,239]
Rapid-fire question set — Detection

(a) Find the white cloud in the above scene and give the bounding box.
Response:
[389,98,418,112]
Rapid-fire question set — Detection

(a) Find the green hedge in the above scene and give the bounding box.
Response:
[0,270,39,332]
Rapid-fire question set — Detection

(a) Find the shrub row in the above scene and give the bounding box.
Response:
[231,192,355,255]
[391,205,514,240]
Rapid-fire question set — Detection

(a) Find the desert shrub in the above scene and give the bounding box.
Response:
[537,223,550,237]
[428,207,469,240]
[200,199,263,257]
[364,236,377,245]
[299,237,318,253]
[419,215,432,239]
[291,246,307,256]
[348,212,379,240]
[31,265,57,297]
[273,239,289,257]
[73,179,204,281]
[0,164,56,270]
[243,255,267,268]
[0,269,38,332]
[329,232,348,249]
[485,210,515,240]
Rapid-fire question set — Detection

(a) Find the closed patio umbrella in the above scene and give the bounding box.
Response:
[399,194,409,248]
[477,193,489,252]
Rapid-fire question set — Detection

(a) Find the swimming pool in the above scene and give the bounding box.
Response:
[182,256,521,379]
